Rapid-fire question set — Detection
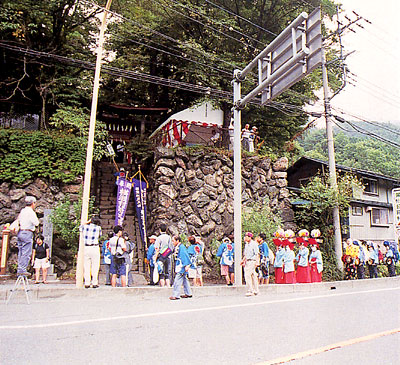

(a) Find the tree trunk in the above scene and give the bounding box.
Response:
[221,101,232,149]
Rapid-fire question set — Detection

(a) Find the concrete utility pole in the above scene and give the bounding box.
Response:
[321,50,343,270]
[232,71,243,286]
[76,0,113,288]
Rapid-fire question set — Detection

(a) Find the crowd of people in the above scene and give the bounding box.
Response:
[216,229,325,296]
[5,197,398,297]
[342,238,399,280]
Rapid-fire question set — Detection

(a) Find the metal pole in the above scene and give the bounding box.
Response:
[76,0,113,288]
[233,70,243,286]
[322,50,343,270]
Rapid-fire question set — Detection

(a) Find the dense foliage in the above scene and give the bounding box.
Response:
[51,194,99,252]
[0,129,87,184]
[298,122,400,178]
[1,0,340,152]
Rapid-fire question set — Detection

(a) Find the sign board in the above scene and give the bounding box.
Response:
[260,7,322,104]
[392,188,400,239]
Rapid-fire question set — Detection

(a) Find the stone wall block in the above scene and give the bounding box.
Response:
[10,189,26,201]
[155,158,177,170]
[185,169,196,181]
[155,166,175,178]
[273,157,289,171]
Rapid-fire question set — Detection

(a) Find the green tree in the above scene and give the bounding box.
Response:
[51,194,99,252]
[0,0,101,127]
[295,173,363,279]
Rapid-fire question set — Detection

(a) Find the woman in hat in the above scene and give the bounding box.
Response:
[309,243,323,282]
[295,240,311,283]
[283,241,296,284]
[273,242,285,284]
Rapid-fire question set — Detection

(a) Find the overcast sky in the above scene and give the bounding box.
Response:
[329,0,400,124]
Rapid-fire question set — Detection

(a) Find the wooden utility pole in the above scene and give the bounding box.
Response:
[76,0,113,288]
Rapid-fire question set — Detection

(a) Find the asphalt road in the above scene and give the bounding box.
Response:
[0,284,399,364]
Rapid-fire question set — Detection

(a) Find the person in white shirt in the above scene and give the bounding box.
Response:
[154,224,173,287]
[17,196,40,275]
[241,232,260,296]
[108,225,127,287]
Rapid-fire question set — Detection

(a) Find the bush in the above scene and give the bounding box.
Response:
[0,129,86,184]
[51,194,98,252]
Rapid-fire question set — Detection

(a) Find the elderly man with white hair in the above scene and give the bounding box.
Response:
[16,196,40,275]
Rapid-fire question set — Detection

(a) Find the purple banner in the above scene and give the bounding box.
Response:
[114,177,133,227]
[132,178,147,248]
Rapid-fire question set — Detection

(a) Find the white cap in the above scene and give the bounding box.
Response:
[25,196,37,205]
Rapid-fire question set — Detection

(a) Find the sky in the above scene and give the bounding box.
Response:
[327,0,400,124]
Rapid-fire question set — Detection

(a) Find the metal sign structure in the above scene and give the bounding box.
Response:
[232,8,322,286]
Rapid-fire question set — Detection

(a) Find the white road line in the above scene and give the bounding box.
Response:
[1,286,399,330]
[257,327,400,365]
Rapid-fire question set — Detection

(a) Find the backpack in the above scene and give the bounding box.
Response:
[388,241,400,263]
[125,240,135,254]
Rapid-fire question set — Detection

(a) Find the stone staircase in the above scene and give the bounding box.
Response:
[94,162,147,277]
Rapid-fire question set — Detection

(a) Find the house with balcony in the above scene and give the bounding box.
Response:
[287,156,400,244]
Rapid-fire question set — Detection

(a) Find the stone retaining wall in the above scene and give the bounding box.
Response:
[148,147,295,242]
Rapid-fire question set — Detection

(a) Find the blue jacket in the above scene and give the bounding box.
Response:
[102,239,111,264]
[259,242,269,259]
[147,243,156,267]
[217,242,234,266]
[175,244,191,274]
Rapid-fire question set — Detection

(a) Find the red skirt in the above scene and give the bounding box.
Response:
[275,267,284,284]
[310,264,322,282]
[296,265,311,283]
[284,271,296,284]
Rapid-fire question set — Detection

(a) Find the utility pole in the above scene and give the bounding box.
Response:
[232,70,243,286]
[321,50,343,270]
[76,0,113,288]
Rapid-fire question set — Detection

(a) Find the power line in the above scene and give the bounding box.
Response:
[332,114,400,148]
[162,0,266,48]
[203,0,277,37]
[81,0,241,72]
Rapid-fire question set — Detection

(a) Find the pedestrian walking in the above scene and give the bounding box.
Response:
[241,232,259,296]
[169,236,192,300]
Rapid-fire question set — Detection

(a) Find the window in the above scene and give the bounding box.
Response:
[352,206,363,216]
[370,208,389,226]
[363,178,378,195]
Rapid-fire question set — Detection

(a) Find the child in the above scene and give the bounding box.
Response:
[309,243,323,282]
[273,244,285,284]
[102,231,113,285]
[283,242,296,284]
[295,241,310,283]
[257,233,270,285]
[217,237,235,286]
[31,235,50,284]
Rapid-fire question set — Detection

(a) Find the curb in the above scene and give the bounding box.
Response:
[1,276,399,302]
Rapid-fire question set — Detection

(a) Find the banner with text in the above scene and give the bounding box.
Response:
[132,178,147,248]
[114,177,133,227]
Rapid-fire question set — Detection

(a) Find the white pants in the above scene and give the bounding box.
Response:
[84,246,100,286]
[244,260,259,294]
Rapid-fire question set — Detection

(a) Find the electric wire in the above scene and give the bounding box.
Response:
[203,0,277,37]
[161,0,266,48]
[80,0,242,72]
